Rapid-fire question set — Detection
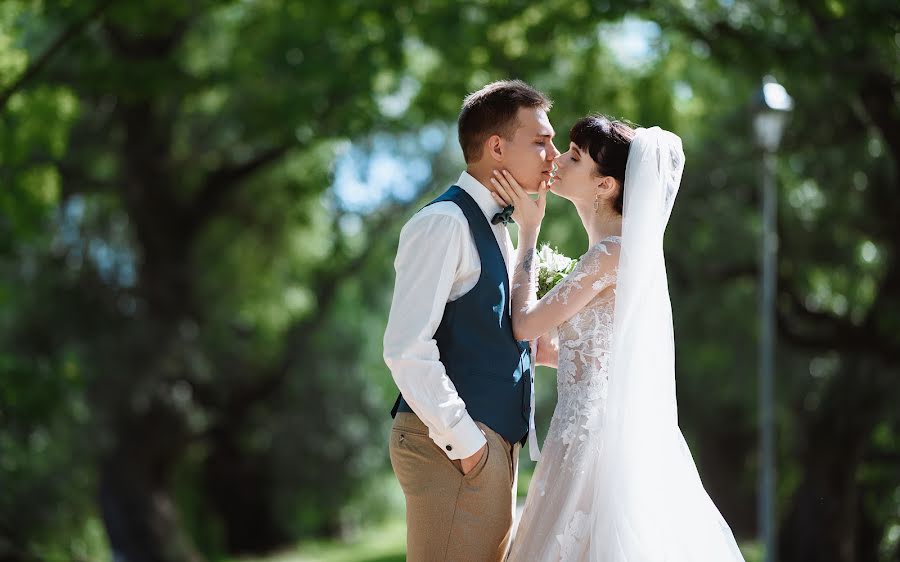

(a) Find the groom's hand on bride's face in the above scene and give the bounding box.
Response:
[459,443,487,475]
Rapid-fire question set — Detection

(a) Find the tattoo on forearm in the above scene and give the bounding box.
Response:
[520,249,535,275]
[513,248,538,313]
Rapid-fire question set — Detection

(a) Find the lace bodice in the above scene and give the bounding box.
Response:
[554,242,617,387]
[542,236,619,468]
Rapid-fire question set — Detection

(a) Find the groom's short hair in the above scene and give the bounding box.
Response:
[458,80,552,163]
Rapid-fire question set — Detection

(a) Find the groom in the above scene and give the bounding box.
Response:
[384,79,559,561]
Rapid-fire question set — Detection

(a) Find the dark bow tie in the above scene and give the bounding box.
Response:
[491,205,515,226]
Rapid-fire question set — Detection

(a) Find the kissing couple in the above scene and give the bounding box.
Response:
[383,80,745,562]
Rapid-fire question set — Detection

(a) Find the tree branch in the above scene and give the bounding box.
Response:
[210,186,434,417]
[102,14,193,59]
[183,88,358,236]
[184,142,296,233]
[798,3,900,171]
[773,276,900,363]
[0,0,113,112]
[857,69,900,170]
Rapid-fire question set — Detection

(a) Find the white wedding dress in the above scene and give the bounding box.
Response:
[507,128,745,562]
[508,237,622,561]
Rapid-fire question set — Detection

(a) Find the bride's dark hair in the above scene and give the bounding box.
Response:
[569,114,636,215]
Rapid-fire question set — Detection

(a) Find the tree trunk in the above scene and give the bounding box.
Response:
[778,459,859,562]
[779,359,894,562]
[98,408,200,562]
[202,427,290,554]
[854,491,881,562]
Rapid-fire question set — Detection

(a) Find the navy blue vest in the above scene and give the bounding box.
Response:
[391,186,532,446]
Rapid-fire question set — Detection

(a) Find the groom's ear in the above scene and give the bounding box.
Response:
[486,134,504,162]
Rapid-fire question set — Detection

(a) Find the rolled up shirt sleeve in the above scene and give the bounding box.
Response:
[383,212,486,460]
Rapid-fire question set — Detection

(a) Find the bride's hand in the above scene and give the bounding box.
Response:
[489,170,549,232]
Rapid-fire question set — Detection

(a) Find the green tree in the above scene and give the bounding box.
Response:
[1,1,897,561]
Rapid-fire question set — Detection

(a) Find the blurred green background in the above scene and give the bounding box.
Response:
[1,1,897,561]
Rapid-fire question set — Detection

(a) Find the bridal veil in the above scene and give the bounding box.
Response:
[587,127,745,561]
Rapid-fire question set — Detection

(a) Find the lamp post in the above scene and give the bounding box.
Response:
[752,75,792,562]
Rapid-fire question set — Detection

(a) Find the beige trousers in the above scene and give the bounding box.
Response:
[389,412,520,562]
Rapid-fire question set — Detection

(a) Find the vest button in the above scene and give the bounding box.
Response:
[445,445,452,451]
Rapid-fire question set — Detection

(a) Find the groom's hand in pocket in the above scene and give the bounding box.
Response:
[459,443,487,475]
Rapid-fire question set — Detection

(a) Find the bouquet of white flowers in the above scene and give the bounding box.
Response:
[535,244,575,299]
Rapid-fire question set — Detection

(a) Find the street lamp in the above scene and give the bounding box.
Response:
[754,77,793,151]
[751,75,792,562]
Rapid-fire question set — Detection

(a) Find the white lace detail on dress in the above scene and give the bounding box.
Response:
[506,237,622,562]
[556,510,589,561]
[542,240,615,307]
[545,237,619,471]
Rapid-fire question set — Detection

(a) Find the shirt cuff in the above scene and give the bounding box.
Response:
[430,414,487,460]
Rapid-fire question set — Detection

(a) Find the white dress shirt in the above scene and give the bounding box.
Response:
[383,171,517,460]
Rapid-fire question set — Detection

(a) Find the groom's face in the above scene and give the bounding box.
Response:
[500,107,559,194]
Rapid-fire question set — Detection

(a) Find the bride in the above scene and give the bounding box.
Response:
[489,115,745,561]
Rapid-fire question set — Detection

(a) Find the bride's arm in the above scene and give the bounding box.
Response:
[509,232,556,367]
[510,226,541,339]
[511,241,619,341]
[534,333,558,368]
[489,169,619,343]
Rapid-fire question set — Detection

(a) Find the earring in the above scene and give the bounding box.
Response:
[594,190,601,213]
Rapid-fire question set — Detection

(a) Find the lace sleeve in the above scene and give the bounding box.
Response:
[511,238,620,341]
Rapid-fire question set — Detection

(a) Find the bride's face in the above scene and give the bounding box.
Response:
[550,142,604,203]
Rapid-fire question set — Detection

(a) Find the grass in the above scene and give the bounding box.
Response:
[234,517,761,562]
[234,519,406,562]
[231,460,762,562]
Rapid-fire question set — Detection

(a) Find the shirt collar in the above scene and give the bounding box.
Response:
[456,171,505,224]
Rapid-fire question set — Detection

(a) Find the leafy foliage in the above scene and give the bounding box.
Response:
[0,0,897,561]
